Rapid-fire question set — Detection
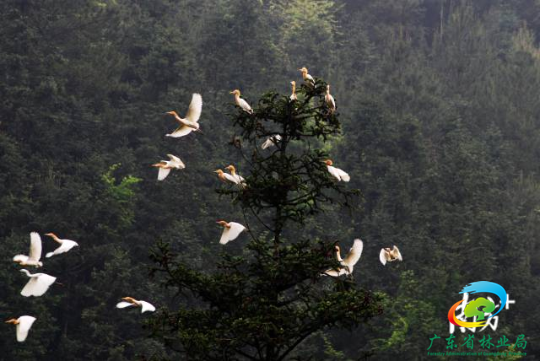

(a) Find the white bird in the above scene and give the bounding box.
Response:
[217,220,246,245]
[13,232,43,268]
[324,239,364,277]
[165,93,203,138]
[290,81,297,101]
[44,232,79,258]
[225,165,246,187]
[20,269,56,297]
[379,246,403,266]
[231,89,253,114]
[214,168,239,185]
[325,85,336,113]
[5,316,36,342]
[152,154,186,181]
[261,134,282,150]
[324,159,350,182]
[299,67,314,85]
[116,297,156,313]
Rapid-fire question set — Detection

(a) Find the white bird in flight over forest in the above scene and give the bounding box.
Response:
[5,316,36,342]
[217,220,246,245]
[45,232,79,258]
[290,81,297,101]
[231,89,253,114]
[325,159,350,182]
[261,134,282,150]
[165,93,203,138]
[116,297,156,313]
[299,67,314,85]
[20,269,56,297]
[324,239,364,277]
[13,232,43,268]
[379,246,403,266]
[325,85,336,113]
[152,154,185,181]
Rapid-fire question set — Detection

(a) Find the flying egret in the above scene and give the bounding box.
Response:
[230,89,253,114]
[290,81,297,101]
[116,297,156,313]
[20,269,56,297]
[323,239,364,277]
[325,85,336,113]
[299,67,314,85]
[225,165,246,187]
[13,232,43,267]
[379,246,403,266]
[261,134,282,150]
[44,233,78,258]
[216,220,246,245]
[165,93,203,138]
[152,154,185,181]
[324,159,350,182]
[5,316,36,342]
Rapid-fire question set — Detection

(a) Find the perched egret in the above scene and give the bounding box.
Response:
[290,81,297,101]
[230,89,253,114]
[225,165,246,187]
[165,93,203,138]
[325,85,336,113]
[379,246,403,266]
[216,220,246,245]
[325,159,350,182]
[299,67,314,85]
[45,233,78,258]
[152,154,185,181]
[323,239,363,277]
[20,269,56,297]
[214,169,239,184]
[116,297,156,313]
[5,316,36,342]
[13,232,43,268]
[261,134,282,150]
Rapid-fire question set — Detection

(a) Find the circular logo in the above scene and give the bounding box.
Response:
[448,281,507,328]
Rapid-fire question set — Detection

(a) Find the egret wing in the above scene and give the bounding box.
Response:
[28,232,42,262]
[379,249,387,265]
[16,316,36,342]
[238,98,253,113]
[185,93,203,123]
[335,168,350,182]
[157,168,171,181]
[327,166,341,181]
[140,301,156,313]
[323,268,346,277]
[13,255,29,263]
[167,154,185,168]
[167,125,193,138]
[342,239,363,268]
[219,227,231,245]
[116,302,134,309]
[223,173,239,184]
[393,246,403,261]
[226,222,245,242]
[21,274,56,297]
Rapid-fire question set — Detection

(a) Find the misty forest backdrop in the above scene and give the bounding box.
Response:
[1,0,540,359]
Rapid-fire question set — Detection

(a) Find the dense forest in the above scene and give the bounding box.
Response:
[1,0,539,359]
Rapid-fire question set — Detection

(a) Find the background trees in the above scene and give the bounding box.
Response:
[0,0,539,359]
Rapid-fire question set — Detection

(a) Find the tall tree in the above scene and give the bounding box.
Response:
[149,79,383,360]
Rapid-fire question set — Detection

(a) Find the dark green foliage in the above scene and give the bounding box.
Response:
[1,0,540,360]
